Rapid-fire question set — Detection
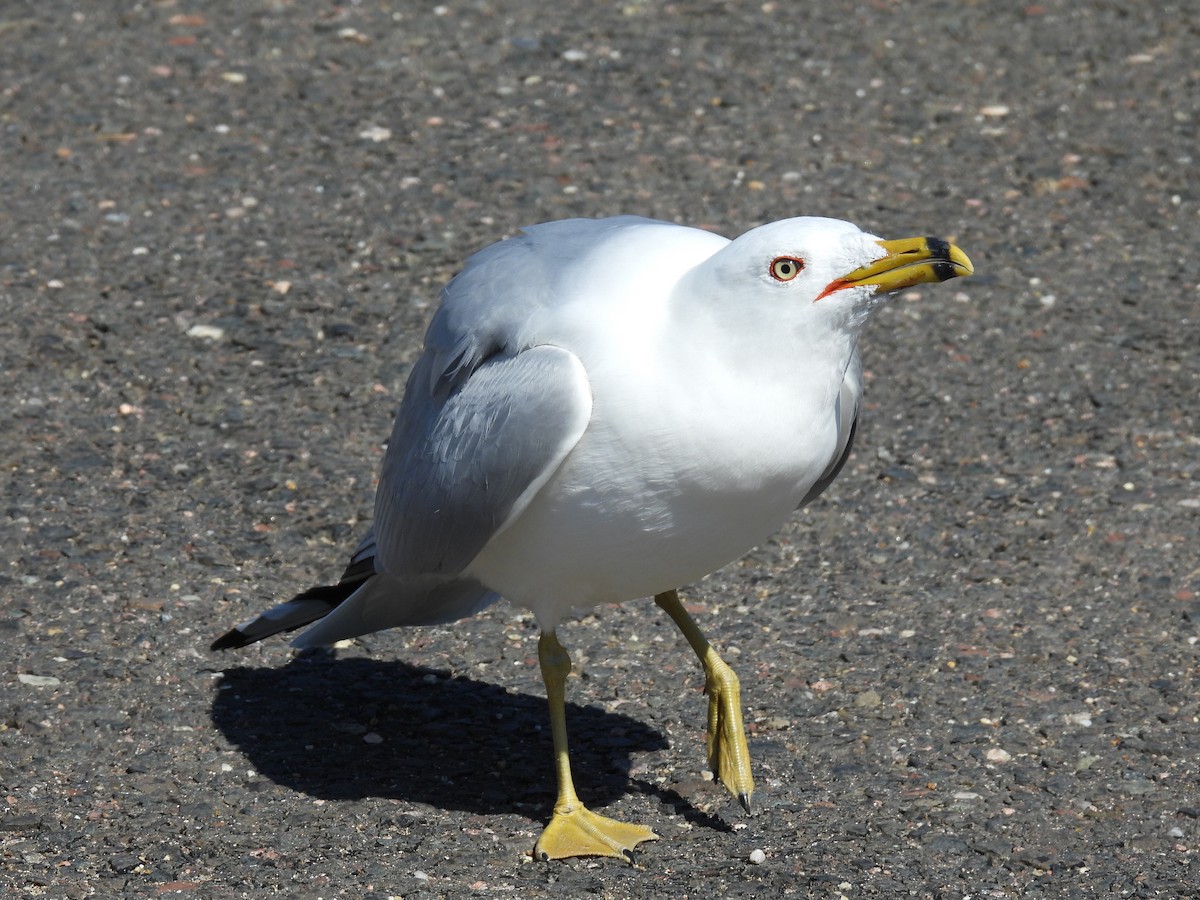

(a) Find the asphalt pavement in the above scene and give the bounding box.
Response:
[3,1,1198,896]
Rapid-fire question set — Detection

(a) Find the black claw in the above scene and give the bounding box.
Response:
[738,792,754,815]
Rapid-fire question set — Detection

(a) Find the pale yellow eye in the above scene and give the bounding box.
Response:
[769,256,805,281]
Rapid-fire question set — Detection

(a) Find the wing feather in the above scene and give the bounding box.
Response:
[799,350,862,507]
[374,344,591,578]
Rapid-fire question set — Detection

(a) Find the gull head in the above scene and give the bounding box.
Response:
[697,216,973,334]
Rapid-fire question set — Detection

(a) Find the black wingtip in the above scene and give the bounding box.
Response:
[207,578,370,653]
[210,629,251,652]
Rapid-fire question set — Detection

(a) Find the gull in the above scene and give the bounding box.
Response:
[212,215,973,861]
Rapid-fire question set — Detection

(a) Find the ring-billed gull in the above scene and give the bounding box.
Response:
[212,215,973,861]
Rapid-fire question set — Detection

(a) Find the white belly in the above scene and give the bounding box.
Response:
[466,354,843,628]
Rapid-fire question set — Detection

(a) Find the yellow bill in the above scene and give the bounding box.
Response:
[819,236,974,300]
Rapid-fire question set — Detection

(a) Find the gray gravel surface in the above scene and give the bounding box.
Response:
[3,1,1198,897]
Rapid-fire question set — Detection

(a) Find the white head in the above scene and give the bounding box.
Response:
[693,216,973,337]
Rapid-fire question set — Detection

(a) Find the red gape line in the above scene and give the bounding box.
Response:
[815,278,850,302]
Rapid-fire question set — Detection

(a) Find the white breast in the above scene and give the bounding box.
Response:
[466,329,847,628]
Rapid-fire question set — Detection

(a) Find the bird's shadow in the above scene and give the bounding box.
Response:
[210,652,727,830]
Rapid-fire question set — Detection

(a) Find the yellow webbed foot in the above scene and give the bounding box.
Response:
[704,654,755,812]
[534,801,658,862]
[655,589,755,811]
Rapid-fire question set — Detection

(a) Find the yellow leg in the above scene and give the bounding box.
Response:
[532,631,658,862]
[655,589,755,812]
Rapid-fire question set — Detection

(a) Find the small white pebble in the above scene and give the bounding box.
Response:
[363,732,383,744]
[186,324,224,340]
[18,674,61,687]
[359,125,392,142]
[749,848,766,865]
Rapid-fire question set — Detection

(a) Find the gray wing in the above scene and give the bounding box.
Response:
[422,216,666,400]
[799,350,863,507]
[214,221,681,650]
[368,218,664,576]
[289,572,500,648]
[210,344,585,651]
[211,523,503,651]
[373,343,592,578]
